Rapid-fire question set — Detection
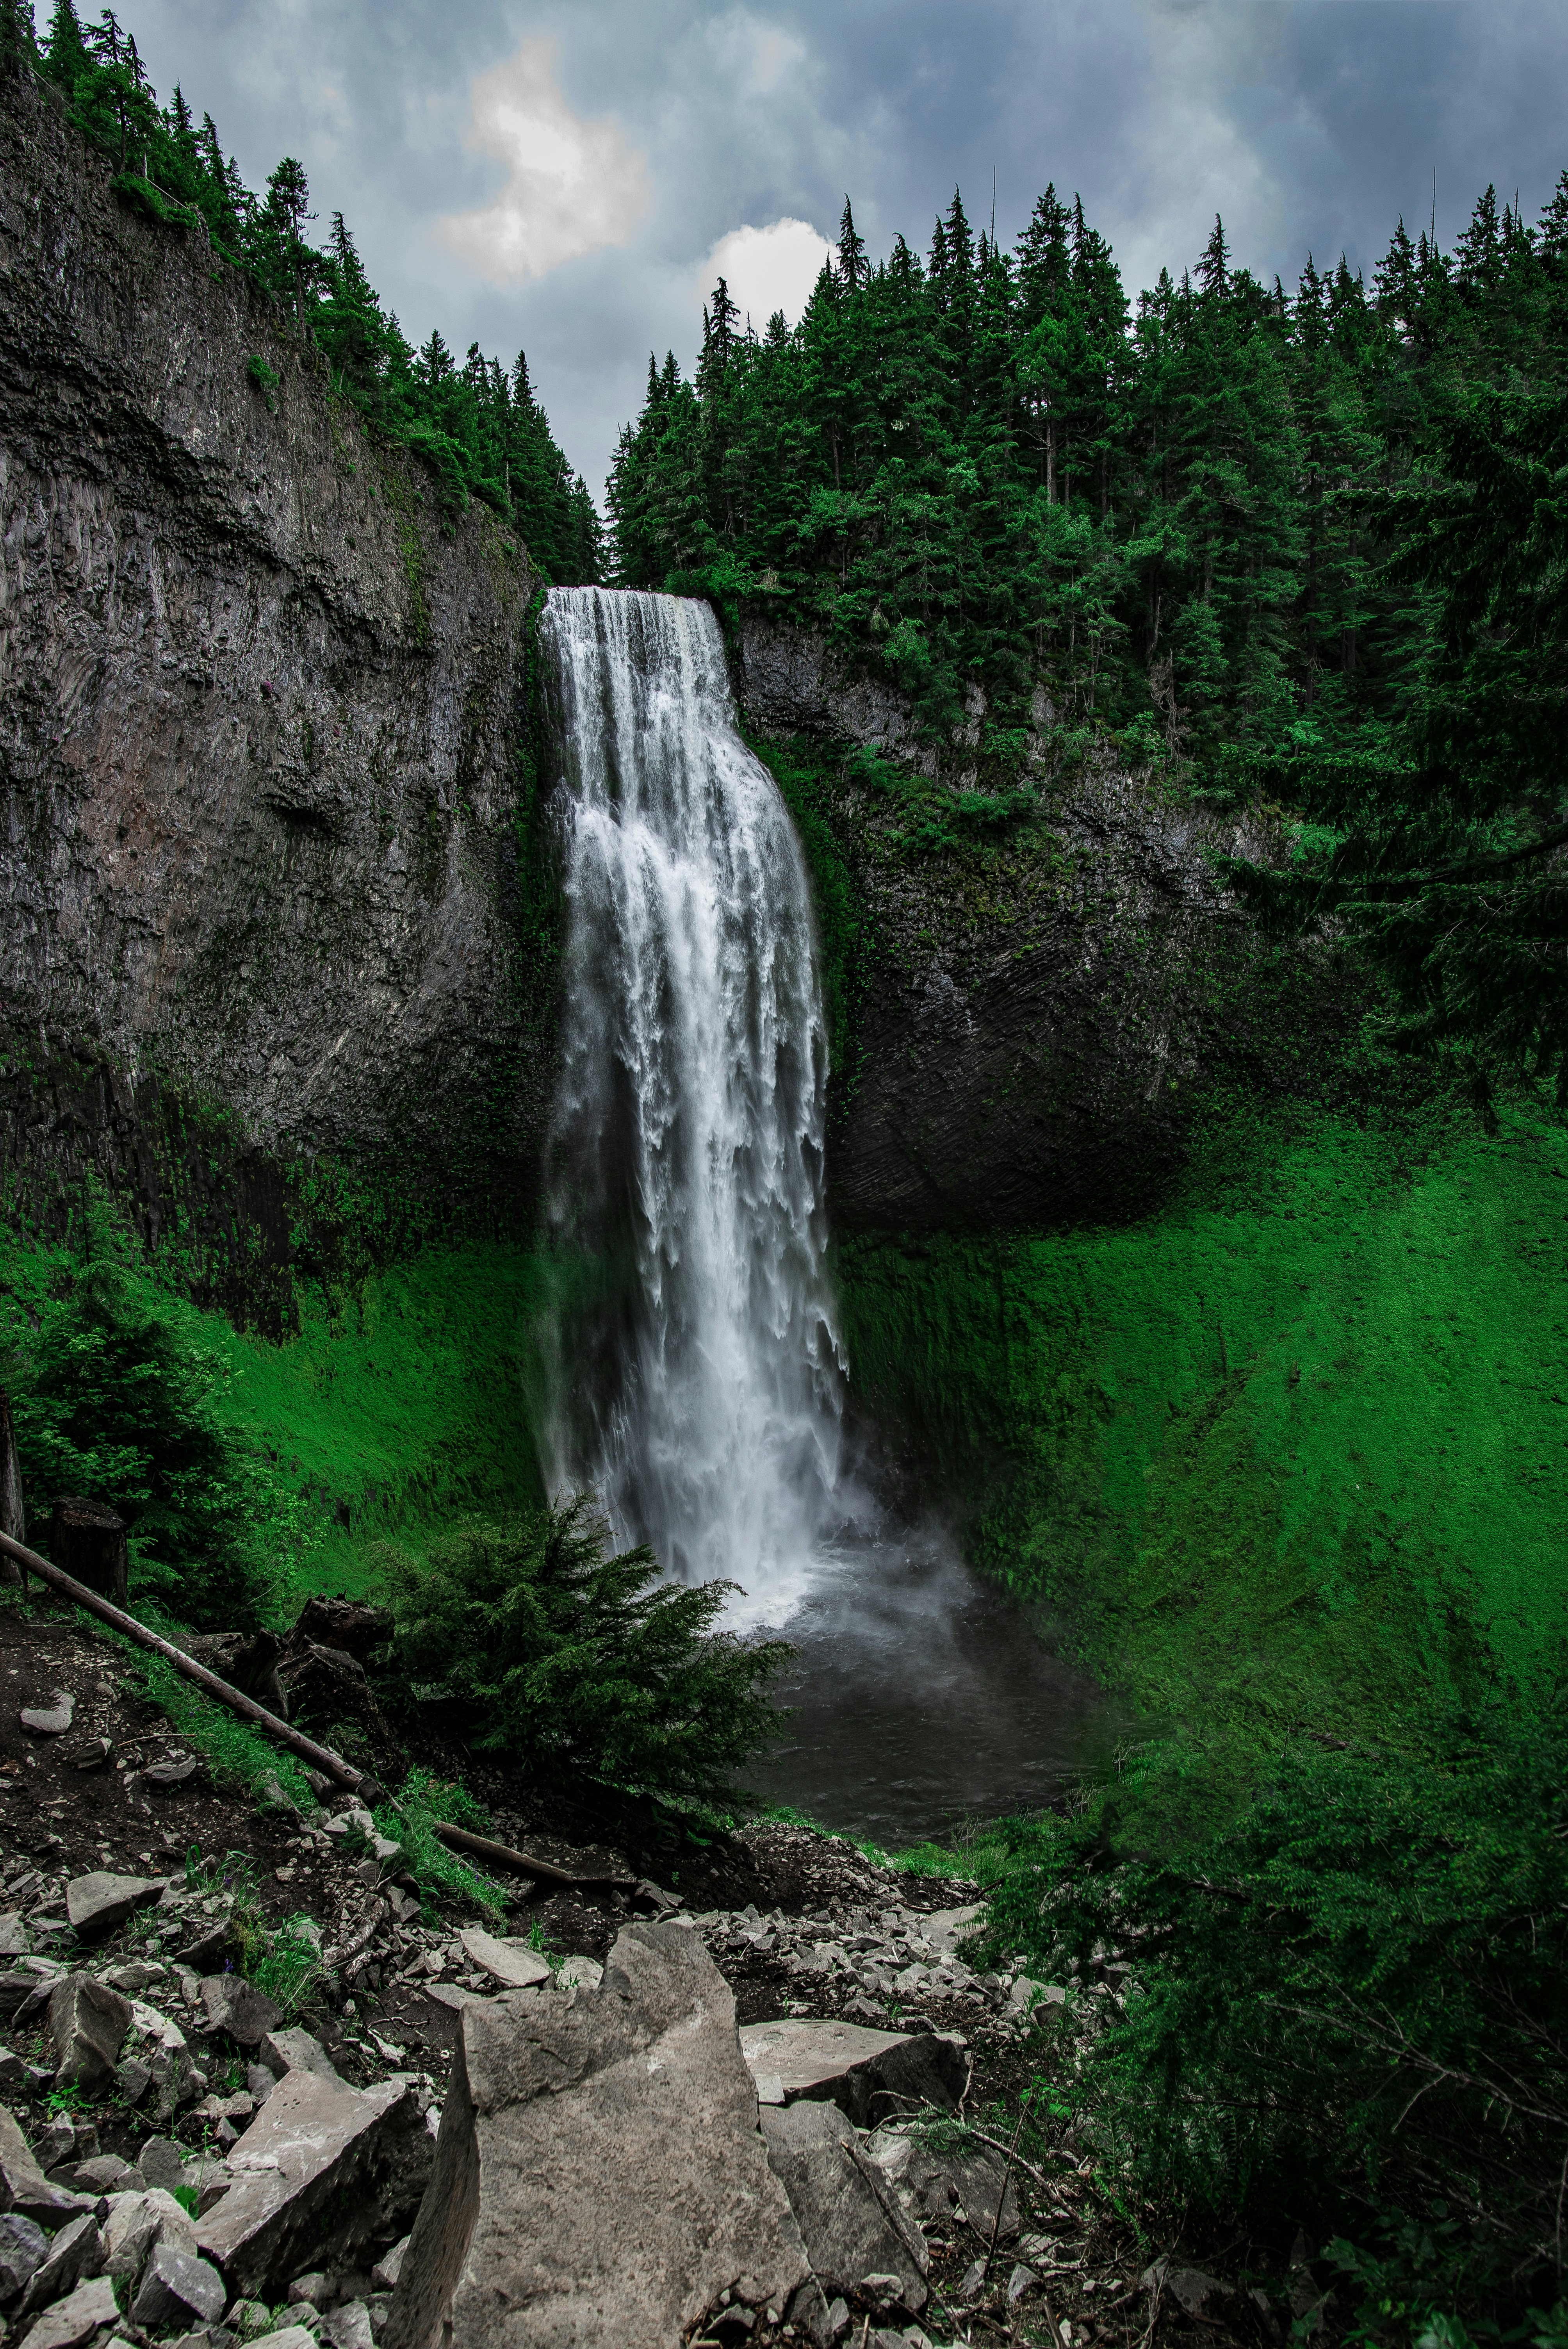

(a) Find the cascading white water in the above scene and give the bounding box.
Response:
[540,586,845,1618]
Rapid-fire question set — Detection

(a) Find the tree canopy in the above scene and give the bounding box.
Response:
[610,171,1568,1086]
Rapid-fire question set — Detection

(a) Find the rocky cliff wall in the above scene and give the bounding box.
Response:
[736,618,1341,1235]
[0,68,552,1312]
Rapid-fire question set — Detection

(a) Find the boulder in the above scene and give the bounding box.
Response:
[260,2028,344,2087]
[455,1929,549,1991]
[48,1975,131,2094]
[19,1691,74,1736]
[383,1921,810,2349]
[246,2331,316,2349]
[556,1955,604,1991]
[199,1975,284,2048]
[319,2300,375,2349]
[135,2140,188,2195]
[291,1598,393,1662]
[738,2018,969,2128]
[105,2187,199,2284]
[0,2211,49,2303]
[864,2133,1019,2243]
[759,2103,928,2315]
[0,2108,96,2226]
[62,1873,163,1942]
[15,2215,103,2318]
[371,2237,410,2292]
[13,2272,118,2349]
[196,2070,431,2299]
[0,1914,28,1957]
[130,2242,226,2328]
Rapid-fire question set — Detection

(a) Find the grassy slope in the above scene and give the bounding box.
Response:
[838,1101,1568,1805]
[202,1240,571,1595]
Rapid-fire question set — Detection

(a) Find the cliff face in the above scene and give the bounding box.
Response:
[737,619,1320,1235]
[0,71,550,1297]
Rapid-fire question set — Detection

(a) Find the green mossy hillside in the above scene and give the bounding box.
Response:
[837,1100,1568,1811]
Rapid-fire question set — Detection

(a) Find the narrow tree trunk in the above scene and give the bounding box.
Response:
[1046,418,1056,507]
[0,1391,24,1589]
[50,1497,128,1609]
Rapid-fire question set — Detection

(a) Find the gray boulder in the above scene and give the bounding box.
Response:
[0,2108,95,2226]
[137,2138,188,2193]
[62,1872,163,1941]
[260,2028,345,2086]
[15,2213,103,2317]
[383,1920,810,2349]
[105,2186,199,2285]
[319,2300,375,2349]
[130,2241,227,2328]
[738,2017,969,2128]
[0,2210,48,2303]
[196,2070,430,2299]
[760,2102,928,2315]
[11,2272,118,2349]
[455,1928,550,1990]
[20,1691,74,1736]
[199,1975,285,2048]
[48,1974,131,2094]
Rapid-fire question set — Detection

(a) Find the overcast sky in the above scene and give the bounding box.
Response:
[75,1,1568,499]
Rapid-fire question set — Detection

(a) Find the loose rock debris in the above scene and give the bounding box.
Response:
[0,1607,1281,2348]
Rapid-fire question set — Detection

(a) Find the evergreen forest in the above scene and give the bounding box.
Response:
[614,184,1568,1092]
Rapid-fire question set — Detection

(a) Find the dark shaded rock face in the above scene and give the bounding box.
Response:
[0,71,552,1286]
[736,618,1294,1235]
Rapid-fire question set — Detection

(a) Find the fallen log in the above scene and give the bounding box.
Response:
[0,1528,636,1894]
[0,1526,369,1797]
[431,1819,633,1891]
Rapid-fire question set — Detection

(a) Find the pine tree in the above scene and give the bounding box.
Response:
[1197,215,1229,301]
[837,196,868,292]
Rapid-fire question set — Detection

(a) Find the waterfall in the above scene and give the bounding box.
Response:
[539,586,845,1618]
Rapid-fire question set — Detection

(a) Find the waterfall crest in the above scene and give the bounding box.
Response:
[540,586,844,1615]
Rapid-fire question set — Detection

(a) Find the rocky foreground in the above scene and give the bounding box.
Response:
[0,1607,1262,2349]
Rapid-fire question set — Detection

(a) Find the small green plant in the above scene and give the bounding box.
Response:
[376,1495,793,1799]
[374,1770,504,1923]
[45,2083,88,2118]
[246,354,280,412]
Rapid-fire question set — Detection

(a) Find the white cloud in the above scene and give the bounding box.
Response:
[698,216,834,333]
[440,34,649,283]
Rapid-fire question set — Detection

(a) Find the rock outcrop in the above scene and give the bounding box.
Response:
[736,616,1318,1234]
[386,1921,813,2349]
[0,64,552,1306]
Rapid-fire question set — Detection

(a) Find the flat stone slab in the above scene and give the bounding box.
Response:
[64,1873,164,1942]
[196,2068,426,2299]
[739,2018,969,2128]
[384,1920,810,2349]
[456,1929,551,1990]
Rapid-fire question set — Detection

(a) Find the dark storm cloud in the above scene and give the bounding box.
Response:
[91,2,1568,496]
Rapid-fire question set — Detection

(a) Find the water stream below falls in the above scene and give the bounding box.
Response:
[539,586,1117,1844]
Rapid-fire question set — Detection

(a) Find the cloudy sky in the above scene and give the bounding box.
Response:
[79,1,1568,499]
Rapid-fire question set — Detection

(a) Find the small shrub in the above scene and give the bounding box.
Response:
[376,1495,791,1798]
[246,354,280,411]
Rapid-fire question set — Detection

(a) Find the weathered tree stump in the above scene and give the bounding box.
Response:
[0,1390,25,1588]
[50,1497,128,1608]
